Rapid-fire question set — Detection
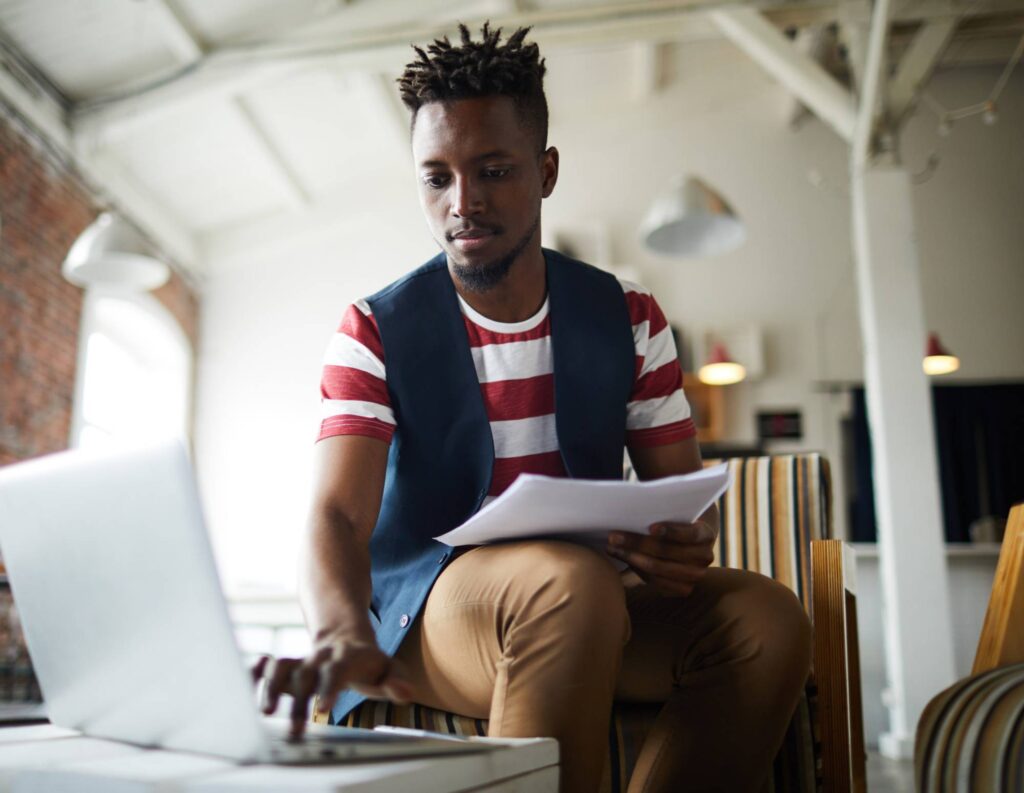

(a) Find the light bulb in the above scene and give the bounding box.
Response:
[923,355,960,376]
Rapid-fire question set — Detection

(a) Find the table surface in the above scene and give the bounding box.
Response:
[0,724,559,792]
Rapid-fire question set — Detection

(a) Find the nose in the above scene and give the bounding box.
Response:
[451,176,484,218]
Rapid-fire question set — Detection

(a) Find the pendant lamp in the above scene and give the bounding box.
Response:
[641,176,746,258]
[62,212,170,291]
[923,332,960,376]
[698,343,746,385]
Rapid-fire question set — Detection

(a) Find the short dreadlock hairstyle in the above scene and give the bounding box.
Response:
[398,23,549,151]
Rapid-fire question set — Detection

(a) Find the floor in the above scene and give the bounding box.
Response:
[866,750,915,793]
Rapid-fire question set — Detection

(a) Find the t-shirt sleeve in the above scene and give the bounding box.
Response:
[622,282,697,448]
[317,299,395,444]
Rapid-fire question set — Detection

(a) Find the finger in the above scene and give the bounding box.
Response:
[320,650,390,703]
[263,658,299,714]
[609,533,714,568]
[658,521,718,546]
[315,658,356,712]
[357,669,415,705]
[288,659,324,737]
[251,655,271,684]
[608,547,709,583]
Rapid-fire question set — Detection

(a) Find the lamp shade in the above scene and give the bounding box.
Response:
[62,212,170,291]
[923,332,960,376]
[641,176,746,258]
[698,343,746,385]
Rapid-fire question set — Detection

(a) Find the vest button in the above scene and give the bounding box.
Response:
[399,614,410,628]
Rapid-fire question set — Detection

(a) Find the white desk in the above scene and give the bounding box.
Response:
[0,725,558,792]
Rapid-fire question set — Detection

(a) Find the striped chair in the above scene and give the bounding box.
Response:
[320,455,866,792]
[915,503,1024,792]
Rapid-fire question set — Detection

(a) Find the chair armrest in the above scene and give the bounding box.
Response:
[973,503,1024,674]
[811,539,867,793]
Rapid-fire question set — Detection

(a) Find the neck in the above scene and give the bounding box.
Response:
[450,244,547,323]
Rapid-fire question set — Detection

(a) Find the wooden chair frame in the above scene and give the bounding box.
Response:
[972,503,1024,675]
[811,539,867,793]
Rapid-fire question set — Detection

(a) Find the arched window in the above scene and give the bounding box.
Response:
[71,290,192,449]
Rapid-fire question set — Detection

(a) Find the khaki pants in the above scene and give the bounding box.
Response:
[394,541,812,793]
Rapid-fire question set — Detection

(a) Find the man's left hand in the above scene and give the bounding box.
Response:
[606,514,718,597]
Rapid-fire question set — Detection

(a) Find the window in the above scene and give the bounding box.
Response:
[71,290,192,449]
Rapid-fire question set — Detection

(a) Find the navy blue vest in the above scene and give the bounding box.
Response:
[332,248,635,722]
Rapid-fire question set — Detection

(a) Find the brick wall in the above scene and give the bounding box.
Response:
[0,105,199,466]
[0,110,92,465]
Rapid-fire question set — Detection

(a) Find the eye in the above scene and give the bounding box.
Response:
[483,167,511,179]
[422,174,450,189]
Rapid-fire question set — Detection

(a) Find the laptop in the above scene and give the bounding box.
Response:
[0,439,489,763]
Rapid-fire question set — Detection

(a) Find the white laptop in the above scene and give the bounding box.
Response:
[0,439,488,764]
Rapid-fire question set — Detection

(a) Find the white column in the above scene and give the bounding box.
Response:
[850,163,956,758]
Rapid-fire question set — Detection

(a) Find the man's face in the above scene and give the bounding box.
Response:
[411,96,558,291]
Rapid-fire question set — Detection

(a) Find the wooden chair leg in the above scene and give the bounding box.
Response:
[811,539,867,793]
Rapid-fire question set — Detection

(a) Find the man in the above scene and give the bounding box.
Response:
[260,24,811,793]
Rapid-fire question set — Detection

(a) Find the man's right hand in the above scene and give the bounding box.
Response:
[252,632,415,738]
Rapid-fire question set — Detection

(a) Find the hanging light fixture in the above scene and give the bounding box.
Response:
[641,175,746,258]
[62,212,171,291]
[923,332,960,376]
[698,343,746,385]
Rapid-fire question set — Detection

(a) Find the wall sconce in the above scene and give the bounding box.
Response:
[62,212,170,291]
[640,175,746,258]
[698,343,747,385]
[923,332,960,376]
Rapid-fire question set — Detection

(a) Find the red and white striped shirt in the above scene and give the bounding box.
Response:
[318,278,695,501]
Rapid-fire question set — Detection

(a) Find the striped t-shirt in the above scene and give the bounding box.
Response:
[318,278,695,502]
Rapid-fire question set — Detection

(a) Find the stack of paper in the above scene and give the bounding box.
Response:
[435,463,731,549]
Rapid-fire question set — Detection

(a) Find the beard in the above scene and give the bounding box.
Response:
[448,214,540,293]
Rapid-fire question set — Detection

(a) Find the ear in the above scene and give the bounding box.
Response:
[540,146,559,198]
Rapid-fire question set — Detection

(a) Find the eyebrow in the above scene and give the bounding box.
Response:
[419,150,516,168]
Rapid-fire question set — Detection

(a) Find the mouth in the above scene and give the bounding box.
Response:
[448,226,499,253]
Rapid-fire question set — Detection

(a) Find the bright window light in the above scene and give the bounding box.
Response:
[72,292,191,449]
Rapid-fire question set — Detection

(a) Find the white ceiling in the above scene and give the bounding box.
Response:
[1,0,1022,278]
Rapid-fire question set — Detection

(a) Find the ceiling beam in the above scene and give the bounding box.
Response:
[0,40,201,278]
[786,25,830,128]
[147,0,204,64]
[938,34,1024,64]
[231,98,310,212]
[73,146,203,281]
[887,18,957,121]
[709,6,858,143]
[345,71,412,160]
[853,0,895,168]
[838,16,871,99]
[197,176,422,266]
[67,0,1021,147]
[0,44,69,149]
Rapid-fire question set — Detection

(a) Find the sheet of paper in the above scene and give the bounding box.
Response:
[435,463,732,547]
